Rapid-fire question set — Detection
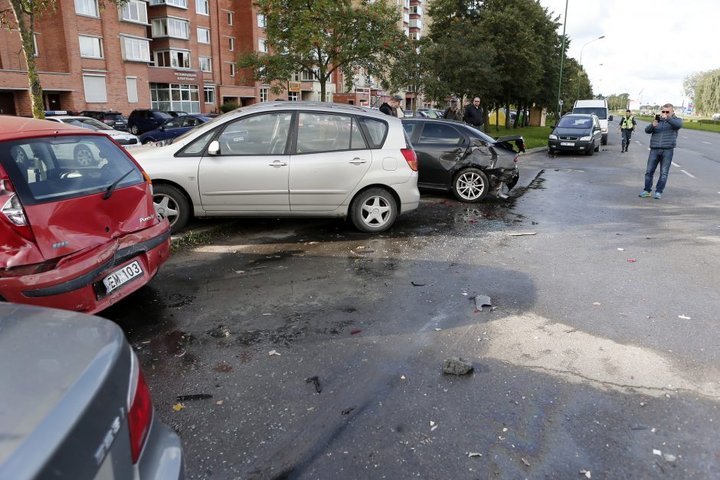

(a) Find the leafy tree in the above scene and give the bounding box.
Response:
[237,0,404,102]
[692,69,720,115]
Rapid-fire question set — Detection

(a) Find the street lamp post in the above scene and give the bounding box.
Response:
[555,0,569,122]
[576,35,605,99]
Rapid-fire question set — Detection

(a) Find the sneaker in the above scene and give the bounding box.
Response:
[639,191,651,198]
[654,192,662,199]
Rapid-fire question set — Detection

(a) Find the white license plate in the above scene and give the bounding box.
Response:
[103,261,143,293]
[560,142,575,146]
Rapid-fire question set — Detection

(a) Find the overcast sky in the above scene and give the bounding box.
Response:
[537,0,717,109]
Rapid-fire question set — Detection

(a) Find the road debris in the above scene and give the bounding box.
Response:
[663,453,677,462]
[207,325,230,338]
[592,302,601,306]
[350,328,362,335]
[678,314,691,320]
[269,350,281,356]
[580,470,591,478]
[172,403,185,412]
[176,393,212,401]
[627,258,637,263]
[442,357,474,375]
[411,281,426,286]
[521,457,530,467]
[467,452,483,458]
[617,248,625,251]
[341,406,355,415]
[474,295,492,311]
[508,232,537,236]
[653,449,662,456]
[305,376,322,393]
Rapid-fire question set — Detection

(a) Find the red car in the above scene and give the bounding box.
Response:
[0,116,170,313]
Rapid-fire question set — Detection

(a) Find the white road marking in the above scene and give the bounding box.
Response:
[672,162,681,167]
[702,141,712,145]
[681,169,695,178]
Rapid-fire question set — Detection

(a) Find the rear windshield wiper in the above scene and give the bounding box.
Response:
[103,169,135,200]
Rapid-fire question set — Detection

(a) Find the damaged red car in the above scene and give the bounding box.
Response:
[0,116,170,313]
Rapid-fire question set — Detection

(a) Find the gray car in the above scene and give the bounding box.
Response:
[131,101,420,234]
[0,303,184,479]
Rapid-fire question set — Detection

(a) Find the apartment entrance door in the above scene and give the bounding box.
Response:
[0,92,16,115]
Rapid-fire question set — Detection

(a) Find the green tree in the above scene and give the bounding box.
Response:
[693,69,720,115]
[237,0,404,102]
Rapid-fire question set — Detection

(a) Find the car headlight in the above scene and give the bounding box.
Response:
[155,139,174,147]
[548,134,558,140]
[579,136,592,141]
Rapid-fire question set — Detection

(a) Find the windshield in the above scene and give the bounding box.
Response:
[558,116,593,129]
[69,117,113,130]
[572,107,607,119]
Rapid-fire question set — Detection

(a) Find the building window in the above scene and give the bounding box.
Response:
[199,56,211,72]
[300,69,317,81]
[204,85,215,104]
[126,77,138,103]
[32,34,39,57]
[256,14,266,28]
[288,92,298,102]
[228,62,235,77]
[151,83,200,113]
[196,0,209,15]
[83,74,107,103]
[260,87,268,102]
[154,50,191,69]
[258,38,268,53]
[228,37,234,51]
[79,35,103,59]
[227,11,233,25]
[197,27,210,44]
[75,0,99,17]
[151,17,190,40]
[119,0,148,24]
[120,35,151,62]
[149,0,187,7]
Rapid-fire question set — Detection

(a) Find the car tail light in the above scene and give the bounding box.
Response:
[127,349,153,464]
[401,148,418,171]
[0,168,34,241]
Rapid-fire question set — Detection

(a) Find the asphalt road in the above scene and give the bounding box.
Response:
[104,124,720,479]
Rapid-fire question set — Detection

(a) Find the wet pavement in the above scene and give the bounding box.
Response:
[102,145,720,478]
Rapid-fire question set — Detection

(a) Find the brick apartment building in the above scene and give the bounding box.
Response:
[0,0,427,117]
[0,0,338,117]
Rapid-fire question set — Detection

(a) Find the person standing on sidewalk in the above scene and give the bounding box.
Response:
[463,97,484,129]
[639,103,682,200]
[443,98,464,121]
[619,109,636,152]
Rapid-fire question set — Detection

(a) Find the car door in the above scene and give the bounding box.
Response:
[198,111,293,212]
[412,122,467,188]
[288,112,373,212]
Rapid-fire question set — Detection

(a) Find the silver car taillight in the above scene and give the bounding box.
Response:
[2,194,28,226]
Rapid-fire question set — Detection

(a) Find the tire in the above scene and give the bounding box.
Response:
[586,141,594,156]
[130,124,139,135]
[153,184,190,234]
[594,142,600,152]
[73,144,95,166]
[452,167,489,203]
[349,188,398,233]
[601,134,608,146]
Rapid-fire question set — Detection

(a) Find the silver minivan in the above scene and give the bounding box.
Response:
[132,101,420,233]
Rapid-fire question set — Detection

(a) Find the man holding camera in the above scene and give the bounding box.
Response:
[639,103,683,200]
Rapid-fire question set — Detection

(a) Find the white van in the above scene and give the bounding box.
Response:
[572,99,613,145]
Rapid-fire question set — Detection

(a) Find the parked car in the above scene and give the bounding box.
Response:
[43,115,140,150]
[402,118,523,202]
[79,110,129,131]
[712,113,720,121]
[548,113,602,156]
[0,116,171,313]
[127,109,174,135]
[0,302,185,479]
[132,101,420,234]
[165,110,189,118]
[139,114,211,145]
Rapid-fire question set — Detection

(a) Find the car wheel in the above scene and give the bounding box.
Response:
[130,125,139,135]
[349,188,398,233]
[73,144,95,166]
[586,142,594,156]
[452,167,489,203]
[594,142,600,152]
[153,184,190,234]
[601,134,608,145]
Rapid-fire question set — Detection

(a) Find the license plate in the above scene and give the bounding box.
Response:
[103,261,143,293]
[560,142,575,146]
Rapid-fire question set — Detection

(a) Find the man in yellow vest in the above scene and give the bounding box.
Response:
[620,109,637,152]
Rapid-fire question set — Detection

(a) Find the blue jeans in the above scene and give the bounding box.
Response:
[644,148,674,193]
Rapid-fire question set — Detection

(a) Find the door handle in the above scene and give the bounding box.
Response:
[268,160,288,167]
[349,157,367,165]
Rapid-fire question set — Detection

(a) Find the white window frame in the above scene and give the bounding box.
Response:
[228,37,235,51]
[149,0,187,7]
[197,27,210,44]
[151,17,190,40]
[119,0,148,24]
[79,35,104,59]
[256,14,266,28]
[83,74,107,103]
[228,62,235,77]
[204,85,215,104]
[126,77,139,103]
[120,35,151,62]
[258,38,267,53]
[227,11,234,25]
[32,33,39,57]
[154,49,192,69]
[260,87,268,102]
[75,0,99,17]
[199,56,212,72]
[196,0,209,15]
[288,92,298,102]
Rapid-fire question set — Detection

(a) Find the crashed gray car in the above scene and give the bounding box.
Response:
[0,303,184,479]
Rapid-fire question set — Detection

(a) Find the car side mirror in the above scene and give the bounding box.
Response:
[207,140,220,155]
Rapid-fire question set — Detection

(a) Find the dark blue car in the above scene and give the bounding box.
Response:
[138,114,210,144]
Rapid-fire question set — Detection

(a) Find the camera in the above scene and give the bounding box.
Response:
[655,114,661,121]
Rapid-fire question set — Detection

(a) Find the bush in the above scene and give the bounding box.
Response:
[220,101,239,113]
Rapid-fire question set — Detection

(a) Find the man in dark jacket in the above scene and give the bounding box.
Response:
[443,98,464,121]
[463,96,484,129]
[379,95,402,117]
[639,103,683,199]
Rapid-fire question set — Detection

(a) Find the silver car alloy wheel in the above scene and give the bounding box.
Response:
[454,168,488,202]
